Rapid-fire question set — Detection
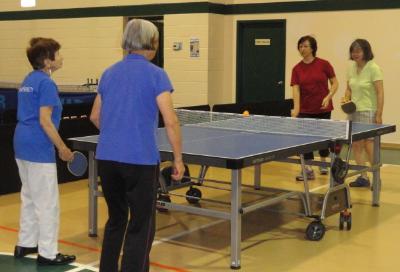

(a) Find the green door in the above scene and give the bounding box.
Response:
[237,20,286,103]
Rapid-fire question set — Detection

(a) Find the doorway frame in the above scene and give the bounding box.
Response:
[236,19,286,103]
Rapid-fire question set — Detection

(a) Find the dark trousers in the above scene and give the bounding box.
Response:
[298,112,331,161]
[98,160,159,272]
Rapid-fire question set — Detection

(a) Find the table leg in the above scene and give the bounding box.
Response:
[300,155,312,216]
[88,151,98,237]
[372,136,381,207]
[198,165,209,184]
[329,152,336,188]
[230,169,242,269]
[254,164,261,190]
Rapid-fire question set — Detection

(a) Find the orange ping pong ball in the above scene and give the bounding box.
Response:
[243,110,250,116]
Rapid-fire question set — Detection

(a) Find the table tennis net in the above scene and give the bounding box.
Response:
[57,84,95,92]
[176,109,349,139]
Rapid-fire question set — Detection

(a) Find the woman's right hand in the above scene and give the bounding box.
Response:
[171,160,185,181]
[341,96,350,104]
[59,146,74,162]
[291,109,299,117]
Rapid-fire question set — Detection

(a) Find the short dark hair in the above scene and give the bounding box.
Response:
[349,39,374,61]
[297,35,317,57]
[26,37,61,70]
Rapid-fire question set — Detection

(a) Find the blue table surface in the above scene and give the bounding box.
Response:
[70,122,393,160]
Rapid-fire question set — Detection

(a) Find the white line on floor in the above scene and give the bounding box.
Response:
[65,261,99,272]
[0,252,14,256]
[152,219,226,246]
[382,163,400,167]
[0,252,99,272]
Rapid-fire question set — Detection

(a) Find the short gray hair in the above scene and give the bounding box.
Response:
[122,19,159,51]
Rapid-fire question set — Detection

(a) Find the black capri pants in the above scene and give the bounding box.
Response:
[98,160,159,272]
[298,111,331,161]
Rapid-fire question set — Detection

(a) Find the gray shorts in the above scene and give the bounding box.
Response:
[349,111,376,124]
[349,111,376,140]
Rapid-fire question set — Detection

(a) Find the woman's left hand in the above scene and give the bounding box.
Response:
[321,95,330,109]
[376,115,383,124]
[171,160,185,181]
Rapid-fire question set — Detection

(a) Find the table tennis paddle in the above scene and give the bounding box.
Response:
[341,101,356,114]
[67,151,88,176]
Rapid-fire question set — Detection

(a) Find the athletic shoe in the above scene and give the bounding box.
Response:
[14,246,38,258]
[349,176,370,187]
[319,166,329,175]
[37,253,76,265]
[296,168,315,181]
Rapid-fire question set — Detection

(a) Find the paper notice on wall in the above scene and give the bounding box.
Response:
[190,38,200,57]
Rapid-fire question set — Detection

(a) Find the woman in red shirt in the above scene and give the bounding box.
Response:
[291,35,338,181]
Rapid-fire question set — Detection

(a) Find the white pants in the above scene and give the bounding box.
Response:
[16,159,59,259]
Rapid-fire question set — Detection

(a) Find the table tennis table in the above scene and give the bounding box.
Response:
[69,110,395,269]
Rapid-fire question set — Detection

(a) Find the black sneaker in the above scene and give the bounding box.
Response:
[37,253,76,265]
[349,176,370,187]
[296,169,315,181]
[14,245,38,258]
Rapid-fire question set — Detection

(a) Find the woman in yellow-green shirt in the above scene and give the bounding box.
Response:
[343,39,384,187]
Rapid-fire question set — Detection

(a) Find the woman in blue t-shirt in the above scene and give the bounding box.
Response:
[13,38,76,265]
[90,19,184,272]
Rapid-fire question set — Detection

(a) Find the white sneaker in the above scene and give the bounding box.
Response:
[319,166,329,175]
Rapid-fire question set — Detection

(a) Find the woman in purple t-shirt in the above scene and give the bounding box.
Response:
[291,35,339,181]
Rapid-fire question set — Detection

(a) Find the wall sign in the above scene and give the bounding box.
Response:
[190,38,200,57]
[255,39,271,46]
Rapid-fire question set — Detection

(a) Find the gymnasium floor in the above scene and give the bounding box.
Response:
[1,161,400,272]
